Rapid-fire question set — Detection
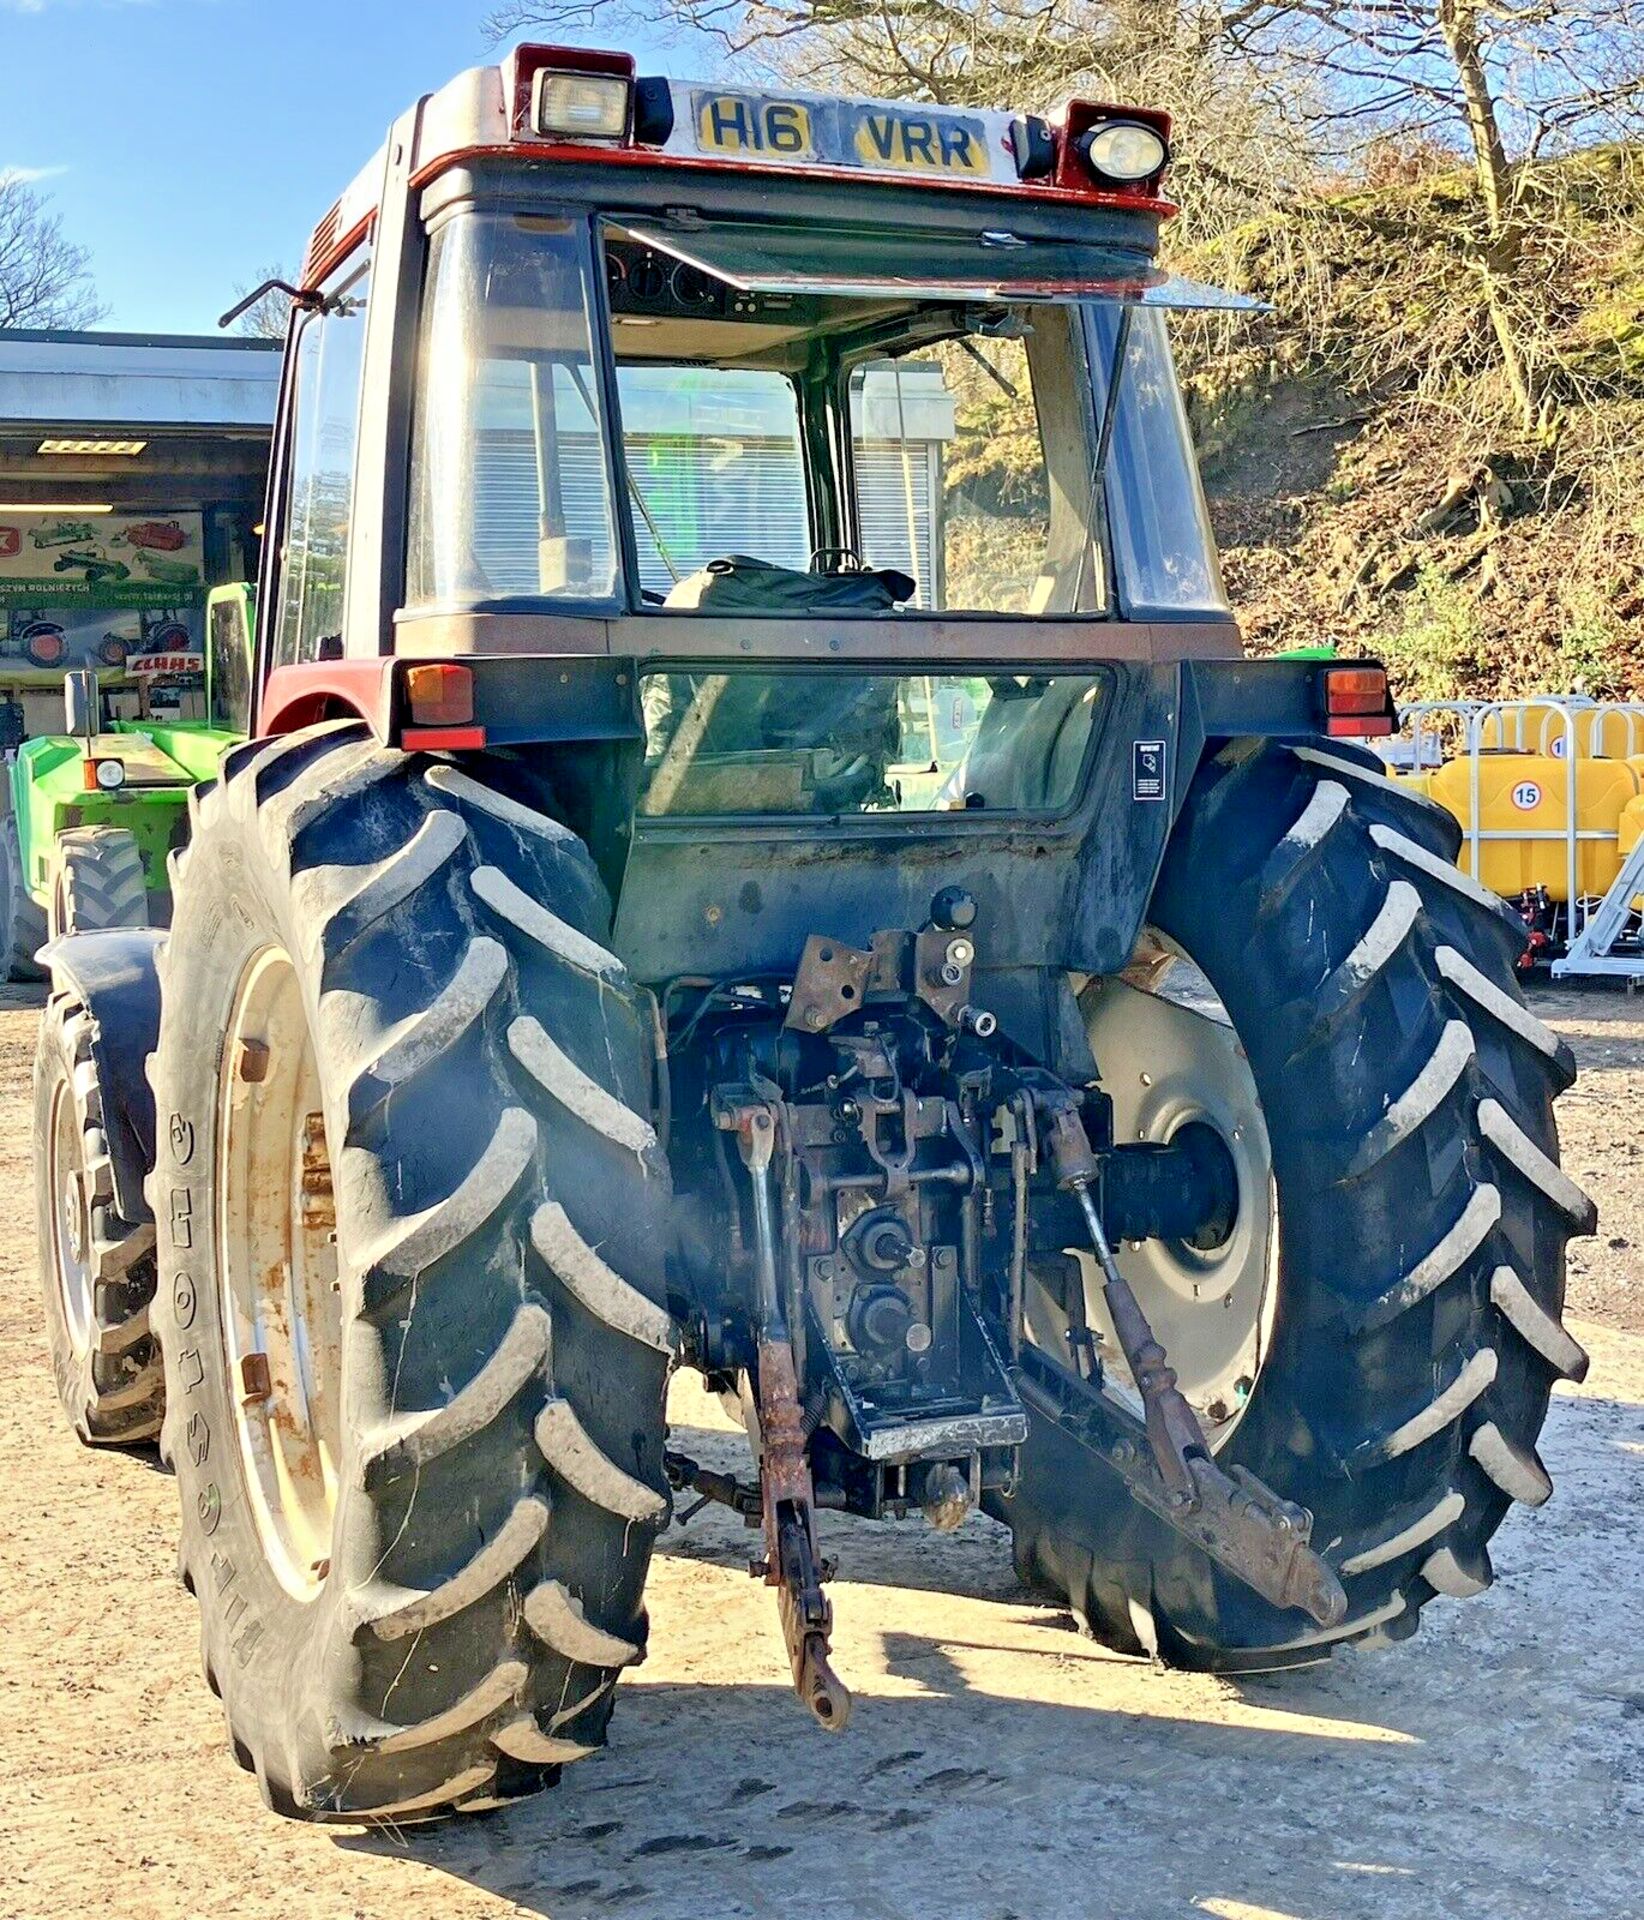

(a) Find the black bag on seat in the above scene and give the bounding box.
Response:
[663,554,916,614]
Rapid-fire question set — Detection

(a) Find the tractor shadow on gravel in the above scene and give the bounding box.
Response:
[332,1373,1643,1920]
[335,1672,1440,1920]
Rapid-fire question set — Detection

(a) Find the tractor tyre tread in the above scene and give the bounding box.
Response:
[52,825,149,938]
[999,739,1591,1672]
[151,722,672,1823]
[34,989,163,1443]
[5,810,46,980]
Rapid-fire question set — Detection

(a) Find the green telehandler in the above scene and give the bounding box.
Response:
[2,584,254,973]
[25,583,253,1443]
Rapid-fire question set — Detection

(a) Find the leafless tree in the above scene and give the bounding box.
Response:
[0,171,104,330]
[488,0,1644,430]
[1218,0,1644,427]
[485,1,1312,251]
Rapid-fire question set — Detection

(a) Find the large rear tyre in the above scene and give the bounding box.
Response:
[50,826,149,939]
[1001,740,1594,1670]
[34,990,163,1443]
[151,726,674,1821]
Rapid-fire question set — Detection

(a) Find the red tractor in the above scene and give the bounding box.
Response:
[119,520,189,553]
[38,45,1591,1827]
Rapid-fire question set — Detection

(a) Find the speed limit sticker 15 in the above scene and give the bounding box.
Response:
[1512,780,1542,811]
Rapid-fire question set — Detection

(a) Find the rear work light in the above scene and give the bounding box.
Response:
[83,757,125,792]
[1320,665,1395,739]
[535,69,631,140]
[1052,101,1172,199]
[510,45,636,143]
[1079,121,1169,185]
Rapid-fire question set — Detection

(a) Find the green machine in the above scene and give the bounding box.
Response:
[0,583,254,976]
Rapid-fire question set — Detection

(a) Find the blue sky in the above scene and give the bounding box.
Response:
[1,0,695,333]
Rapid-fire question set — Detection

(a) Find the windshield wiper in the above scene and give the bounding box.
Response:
[1071,304,1134,614]
[564,361,683,585]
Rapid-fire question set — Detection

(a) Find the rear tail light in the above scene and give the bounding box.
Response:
[1321,665,1395,738]
[405,663,474,727]
[402,663,485,751]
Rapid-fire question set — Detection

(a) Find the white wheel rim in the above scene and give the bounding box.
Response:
[48,1073,95,1353]
[1063,934,1279,1450]
[215,945,342,1601]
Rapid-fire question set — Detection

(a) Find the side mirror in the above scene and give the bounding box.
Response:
[64,669,99,741]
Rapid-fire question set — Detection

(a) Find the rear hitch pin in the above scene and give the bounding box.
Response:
[714,1088,854,1732]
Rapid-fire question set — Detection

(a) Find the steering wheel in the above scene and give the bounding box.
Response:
[808,546,866,575]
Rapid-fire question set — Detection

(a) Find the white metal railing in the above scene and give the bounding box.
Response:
[1390,697,1644,957]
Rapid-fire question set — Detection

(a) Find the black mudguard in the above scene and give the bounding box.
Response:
[39,929,164,1228]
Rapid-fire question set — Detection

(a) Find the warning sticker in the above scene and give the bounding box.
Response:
[1133,739,1167,802]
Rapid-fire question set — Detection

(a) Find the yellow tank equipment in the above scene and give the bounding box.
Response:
[1586,711,1644,760]
[1477,706,1644,761]
[1428,753,1640,901]
[1392,768,1435,800]
[1482,710,1559,752]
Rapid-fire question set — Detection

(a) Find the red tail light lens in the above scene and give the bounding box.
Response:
[405,663,474,727]
[1321,665,1394,738]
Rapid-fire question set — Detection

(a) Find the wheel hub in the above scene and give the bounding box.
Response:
[216,946,342,1603]
[1075,936,1278,1447]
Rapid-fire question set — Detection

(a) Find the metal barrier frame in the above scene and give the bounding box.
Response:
[1393,697,1644,955]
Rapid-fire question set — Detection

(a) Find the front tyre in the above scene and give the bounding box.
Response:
[151,726,674,1820]
[3,810,46,981]
[51,826,149,939]
[1003,740,1594,1670]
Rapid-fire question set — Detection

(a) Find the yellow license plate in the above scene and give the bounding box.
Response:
[851,108,988,175]
[696,94,815,160]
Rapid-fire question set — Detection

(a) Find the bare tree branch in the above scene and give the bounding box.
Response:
[0,171,105,330]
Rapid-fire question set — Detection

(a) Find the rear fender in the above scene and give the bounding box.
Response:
[40,929,165,1225]
[259,659,396,740]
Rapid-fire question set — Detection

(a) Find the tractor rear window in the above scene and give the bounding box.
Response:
[636,668,1107,817]
[404,205,1227,625]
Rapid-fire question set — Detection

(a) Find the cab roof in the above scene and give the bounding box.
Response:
[302,46,1178,290]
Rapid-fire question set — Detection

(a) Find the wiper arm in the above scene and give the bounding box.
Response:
[1071,303,1134,614]
[564,361,682,585]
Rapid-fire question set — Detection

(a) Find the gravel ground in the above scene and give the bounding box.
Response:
[1,979,1639,1920]
[1529,981,1644,1335]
